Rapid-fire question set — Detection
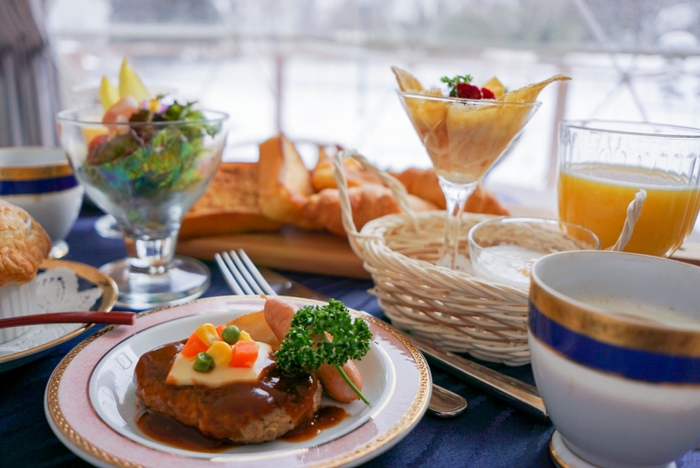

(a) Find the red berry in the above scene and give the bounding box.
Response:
[481,87,496,99]
[456,83,482,99]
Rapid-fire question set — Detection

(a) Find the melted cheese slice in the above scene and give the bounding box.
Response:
[165,342,274,388]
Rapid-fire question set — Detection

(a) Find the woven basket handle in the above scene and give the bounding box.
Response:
[609,189,646,252]
[333,149,418,255]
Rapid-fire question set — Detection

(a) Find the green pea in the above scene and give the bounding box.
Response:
[194,352,214,372]
[221,325,241,345]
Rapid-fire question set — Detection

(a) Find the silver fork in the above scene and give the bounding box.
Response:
[215,249,468,418]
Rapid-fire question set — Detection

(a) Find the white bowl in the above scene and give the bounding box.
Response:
[529,251,700,468]
[0,147,84,251]
[468,216,599,288]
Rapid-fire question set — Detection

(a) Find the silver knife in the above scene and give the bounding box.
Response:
[259,267,548,422]
[258,267,468,418]
[410,335,548,422]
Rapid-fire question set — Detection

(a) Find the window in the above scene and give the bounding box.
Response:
[46,0,700,209]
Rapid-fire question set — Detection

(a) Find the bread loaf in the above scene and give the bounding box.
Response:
[311,146,381,191]
[258,135,319,229]
[304,185,437,236]
[391,167,510,216]
[180,162,283,239]
[181,137,511,239]
[0,199,51,287]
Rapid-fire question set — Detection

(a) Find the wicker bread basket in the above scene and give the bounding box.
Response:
[333,151,641,366]
[333,151,532,365]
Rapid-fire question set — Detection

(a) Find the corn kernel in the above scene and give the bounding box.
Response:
[239,330,253,342]
[196,323,219,347]
[207,341,233,367]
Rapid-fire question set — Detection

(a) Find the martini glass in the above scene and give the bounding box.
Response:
[397,92,541,270]
[57,106,228,309]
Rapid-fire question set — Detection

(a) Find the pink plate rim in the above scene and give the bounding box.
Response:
[44,295,431,468]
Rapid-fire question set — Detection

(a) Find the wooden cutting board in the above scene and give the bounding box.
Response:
[176,206,700,278]
[176,225,370,279]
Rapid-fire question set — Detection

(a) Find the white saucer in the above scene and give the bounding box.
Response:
[0,259,117,372]
[549,430,677,468]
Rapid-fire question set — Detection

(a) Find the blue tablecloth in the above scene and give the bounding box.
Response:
[2,214,699,467]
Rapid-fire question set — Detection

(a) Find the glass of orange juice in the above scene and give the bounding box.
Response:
[558,120,700,257]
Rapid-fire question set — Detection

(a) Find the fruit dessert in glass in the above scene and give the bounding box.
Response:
[394,67,568,270]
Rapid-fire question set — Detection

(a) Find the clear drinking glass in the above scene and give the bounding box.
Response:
[558,120,700,257]
[56,106,228,309]
[397,92,541,270]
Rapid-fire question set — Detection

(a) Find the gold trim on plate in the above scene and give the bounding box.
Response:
[0,259,118,365]
[46,295,432,468]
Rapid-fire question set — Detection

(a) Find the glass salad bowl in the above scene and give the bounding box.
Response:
[57,105,228,310]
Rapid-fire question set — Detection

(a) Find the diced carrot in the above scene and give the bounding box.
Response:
[216,325,225,340]
[181,332,208,358]
[229,340,259,368]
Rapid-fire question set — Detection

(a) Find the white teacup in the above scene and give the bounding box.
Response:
[529,251,700,468]
[0,147,84,258]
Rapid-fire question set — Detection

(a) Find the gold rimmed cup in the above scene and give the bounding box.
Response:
[0,147,84,259]
[529,251,700,468]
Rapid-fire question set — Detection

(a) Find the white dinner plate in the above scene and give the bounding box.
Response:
[45,295,431,468]
[0,259,117,373]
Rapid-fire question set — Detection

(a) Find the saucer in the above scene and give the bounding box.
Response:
[0,259,117,372]
[549,431,677,468]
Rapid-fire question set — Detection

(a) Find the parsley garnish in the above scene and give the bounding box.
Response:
[275,299,372,404]
[440,74,473,97]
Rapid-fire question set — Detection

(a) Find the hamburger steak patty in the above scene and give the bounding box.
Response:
[134,341,322,443]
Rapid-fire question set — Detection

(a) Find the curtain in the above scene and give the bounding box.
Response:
[0,0,60,147]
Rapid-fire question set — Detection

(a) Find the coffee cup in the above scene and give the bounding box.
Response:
[0,147,84,258]
[529,251,700,468]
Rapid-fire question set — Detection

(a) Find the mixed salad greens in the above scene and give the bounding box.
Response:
[82,58,222,203]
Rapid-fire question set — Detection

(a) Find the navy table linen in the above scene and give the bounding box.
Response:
[2,215,699,467]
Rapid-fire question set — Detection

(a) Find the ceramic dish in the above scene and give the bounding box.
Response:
[45,295,431,468]
[0,259,118,372]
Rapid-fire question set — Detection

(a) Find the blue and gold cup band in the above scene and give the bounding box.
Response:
[529,282,700,385]
[0,163,78,195]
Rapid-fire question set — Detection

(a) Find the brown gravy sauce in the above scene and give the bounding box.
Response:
[136,404,237,453]
[134,340,350,452]
[282,406,350,442]
[136,403,349,451]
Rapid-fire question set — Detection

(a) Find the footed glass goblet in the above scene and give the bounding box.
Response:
[397,92,540,270]
[57,106,228,309]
